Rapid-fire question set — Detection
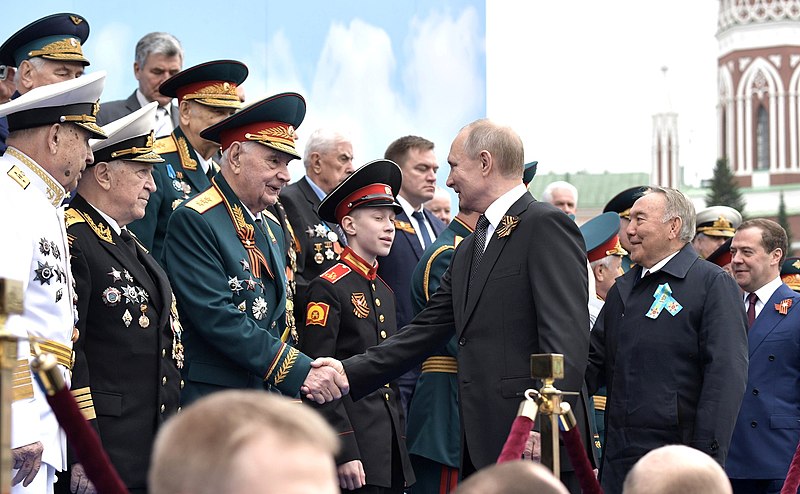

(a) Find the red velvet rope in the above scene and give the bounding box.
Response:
[45,387,129,494]
[497,415,534,463]
[561,426,603,494]
[782,437,800,494]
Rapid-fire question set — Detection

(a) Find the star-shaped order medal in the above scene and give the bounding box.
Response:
[252,297,268,320]
[240,259,251,272]
[229,276,244,295]
[122,285,140,304]
[108,267,123,282]
[39,238,51,255]
[34,261,55,285]
[314,224,328,238]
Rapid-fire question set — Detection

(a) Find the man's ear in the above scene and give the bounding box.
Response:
[16,59,36,92]
[227,142,243,175]
[341,215,356,236]
[46,124,62,155]
[479,149,492,176]
[178,100,192,127]
[93,162,113,190]
[309,152,322,175]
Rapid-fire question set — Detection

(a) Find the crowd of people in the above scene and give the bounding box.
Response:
[2,11,800,494]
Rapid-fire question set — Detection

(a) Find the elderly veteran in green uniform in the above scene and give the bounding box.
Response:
[60,103,182,494]
[691,205,742,259]
[162,92,348,406]
[603,185,646,273]
[781,256,800,293]
[579,212,627,464]
[128,60,247,263]
[0,12,91,153]
[0,72,106,494]
[301,159,415,493]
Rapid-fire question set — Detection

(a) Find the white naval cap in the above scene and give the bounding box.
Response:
[89,101,163,165]
[0,70,106,138]
[695,205,742,238]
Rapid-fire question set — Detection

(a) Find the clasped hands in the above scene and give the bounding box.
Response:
[301,357,350,404]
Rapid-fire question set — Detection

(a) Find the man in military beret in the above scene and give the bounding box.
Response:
[781,256,800,292]
[603,185,646,273]
[0,72,106,494]
[58,103,181,494]
[0,12,91,153]
[128,59,248,263]
[301,159,415,493]
[162,92,347,406]
[692,205,742,259]
[280,128,354,327]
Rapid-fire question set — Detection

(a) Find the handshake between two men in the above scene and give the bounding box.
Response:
[301,357,350,404]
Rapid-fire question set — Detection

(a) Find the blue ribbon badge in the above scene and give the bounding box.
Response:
[646,283,683,319]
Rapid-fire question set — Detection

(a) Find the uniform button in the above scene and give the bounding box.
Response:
[180,379,185,389]
[177,406,182,413]
[751,421,758,428]
[752,388,759,395]
[384,383,390,388]
[371,283,376,291]
[458,337,466,346]
[162,376,167,386]
[271,321,276,328]
[375,298,381,307]
[769,355,775,361]
[379,314,385,323]
[384,393,390,401]
[161,348,166,358]
[710,440,719,451]
[380,330,387,339]
[160,404,165,414]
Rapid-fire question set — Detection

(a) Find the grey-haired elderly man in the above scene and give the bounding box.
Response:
[585,186,749,493]
[97,32,183,136]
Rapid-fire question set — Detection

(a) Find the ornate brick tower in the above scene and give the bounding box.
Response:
[652,67,679,188]
[717,0,800,187]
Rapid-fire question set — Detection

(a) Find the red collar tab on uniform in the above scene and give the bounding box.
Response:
[219,121,296,153]
[334,183,394,223]
[588,235,626,263]
[341,247,378,280]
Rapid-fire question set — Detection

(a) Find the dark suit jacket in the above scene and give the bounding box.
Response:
[343,192,590,471]
[586,243,749,492]
[97,90,180,129]
[726,283,800,480]
[279,178,345,325]
[65,194,181,489]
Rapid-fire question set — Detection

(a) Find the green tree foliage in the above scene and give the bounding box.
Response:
[706,158,746,215]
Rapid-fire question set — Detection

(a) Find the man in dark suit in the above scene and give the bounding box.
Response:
[380,135,446,414]
[61,103,181,494]
[96,32,182,136]
[128,60,247,263]
[162,92,347,406]
[279,128,353,327]
[304,119,590,486]
[726,219,800,493]
[586,187,749,493]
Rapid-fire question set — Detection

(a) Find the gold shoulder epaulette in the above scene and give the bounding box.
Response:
[64,208,86,229]
[7,165,30,189]
[154,135,177,154]
[185,187,222,213]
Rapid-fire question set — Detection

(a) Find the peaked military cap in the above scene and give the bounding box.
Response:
[695,205,742,238]
[318,159,403,224]
[0,70,106,138]
[159,60,248,110]
[580,212,628,263]
[523,161,538,186]
[89,101,163,165]
[706,237,732,268]
[0,13,90,67]
[200,91,305,156]
[603,186,647,219]
[781,256,800,293]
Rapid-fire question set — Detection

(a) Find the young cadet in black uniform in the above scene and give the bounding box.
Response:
[301,159,415,493]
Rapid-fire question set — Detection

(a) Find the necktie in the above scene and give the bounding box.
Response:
[411,210,433,249]
[468,215,490,292]
[747,292,758,328]
[119,229,138,259]
[154,106,170,137]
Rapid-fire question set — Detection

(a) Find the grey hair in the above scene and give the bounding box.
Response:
[646,186,696,243]
[542,181,578,204]
[590,255,615,270]
[135,32,183,68]
[302,128,350,167]
[13,56,46,85]
[221,140,259,165]
[460,119,524,179]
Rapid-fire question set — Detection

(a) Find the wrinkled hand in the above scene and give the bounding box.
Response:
[11,441,43,486]
[301,358,350,404]
[70,463,97,494]
[523,431,541,462]
[338,460,366,490]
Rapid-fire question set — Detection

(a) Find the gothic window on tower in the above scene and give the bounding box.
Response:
[756,104,769,171]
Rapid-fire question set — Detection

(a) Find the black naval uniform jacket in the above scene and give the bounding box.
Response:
[342,191,591,473]
[586,243,748,493]
[301,247,415,488]
[280,177,346,323]
[65,194,181,490]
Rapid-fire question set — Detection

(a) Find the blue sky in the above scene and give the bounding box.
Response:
[3,1,486,184]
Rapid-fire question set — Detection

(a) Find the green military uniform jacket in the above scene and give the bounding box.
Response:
[407,217,472,469]
[128,127,214,263]
[163,174,310,404]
